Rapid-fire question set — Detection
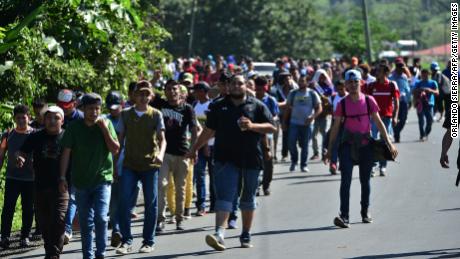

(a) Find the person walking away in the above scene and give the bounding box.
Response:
[430,61,451,122]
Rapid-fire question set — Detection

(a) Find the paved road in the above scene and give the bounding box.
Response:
[11,113,460,259]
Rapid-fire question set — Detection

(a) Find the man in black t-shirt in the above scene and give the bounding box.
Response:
[157,82,197,231]
[17,106,69,258]
[188,75,275,251]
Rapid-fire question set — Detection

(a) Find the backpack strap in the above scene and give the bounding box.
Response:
[365,95,370,116]
[288,89,299,107]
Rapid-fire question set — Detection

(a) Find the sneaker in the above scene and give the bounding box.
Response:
[281,157,287,162]
[64,232,72,245]
[196,208,206,217]
[263,188,271,196]
[176,221,185,231]
[111,232,122,248]
[300,166,309,173]
[205,234,226,251]
[310,154,319,160]
[20,237,30,248]
[139,244,155,253]
[156,221,165,233]
[289,164,296,172]
[184,208,192,220]
[380,167,386,177]
[361,210,373,223]
[227,219,238,229]
[168,217,176,224]
[330,163,337,175]
[115,243,133,255]
[240,233,253,248]
[333,215,350,228]
[0,238,10,249]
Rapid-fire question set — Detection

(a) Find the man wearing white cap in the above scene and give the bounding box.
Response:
[17,106,69,258]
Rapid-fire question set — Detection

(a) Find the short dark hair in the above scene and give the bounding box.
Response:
[13,104,30,116]
[32,98,46,108]
[128,81,137,93]
[254,76,268,87]
[378,64,391,74]
[165,79,178,89]
[421,68,430,74]
[219,70,232,83]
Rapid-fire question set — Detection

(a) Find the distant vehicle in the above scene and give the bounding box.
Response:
[253,62,276,77]
[378,40,418,60]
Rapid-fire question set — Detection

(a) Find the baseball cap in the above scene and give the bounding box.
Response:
[43,105,64,118]
[81,93,102,106]
[193,81,210,92]
[57,89,76,109]
[134,80,153,94]
[105,91,123,110]
[345,69,362,81]
[183,73,194,84]
[430,61,440,71]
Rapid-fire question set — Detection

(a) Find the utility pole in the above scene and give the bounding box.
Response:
[188,0,197,58]
[362,0,372,63]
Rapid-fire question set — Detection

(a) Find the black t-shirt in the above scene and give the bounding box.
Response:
[20,130,67,190]
[159,101,197,156]
[206,96,274,170]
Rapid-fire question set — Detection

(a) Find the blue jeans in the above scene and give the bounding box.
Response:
[193,149,207,210]
[371,116,391,169]
[417,105,434,138]
[288,123,313,167]
[312,116,327,156]
[338,143,374,218]
[119,167,158,246]
[64,187,77,235]
[75,183,111,259]
[109,150,139,234]
[394,101,408,142]
[213,161,260,212]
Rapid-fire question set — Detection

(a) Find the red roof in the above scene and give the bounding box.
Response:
[413,43,451,56]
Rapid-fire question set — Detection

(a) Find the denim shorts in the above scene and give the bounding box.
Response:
[213,161,261,212]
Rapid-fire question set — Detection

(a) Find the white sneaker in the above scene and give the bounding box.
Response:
[205,234,226,251]
[139,244,155,253]
[380,167,387,177]
[64,232,72,245]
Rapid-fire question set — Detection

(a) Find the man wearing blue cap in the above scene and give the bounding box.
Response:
[325,69,397,228]
[431,61,451,122]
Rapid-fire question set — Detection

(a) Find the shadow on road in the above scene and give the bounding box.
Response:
[438,208,460,212]
[345,247,460,259]
[288,178,354,185]
[273,174,335,181]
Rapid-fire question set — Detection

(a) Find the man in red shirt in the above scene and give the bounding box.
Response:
[365,64,400,176]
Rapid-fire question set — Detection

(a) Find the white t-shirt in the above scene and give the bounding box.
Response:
[365,75,376,85]
[194,100,215,146]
